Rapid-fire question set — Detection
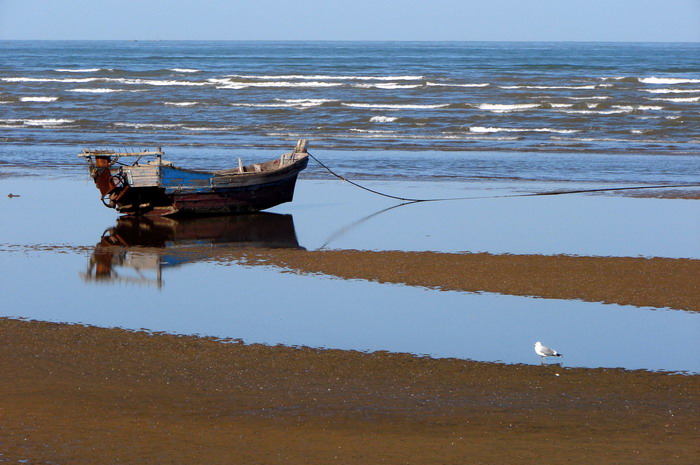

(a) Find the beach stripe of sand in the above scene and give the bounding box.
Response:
[0,318,698,464]
[231,250,700,312]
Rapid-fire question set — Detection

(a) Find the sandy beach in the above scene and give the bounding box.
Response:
[2,240,700,464]
[2,183,699,463]
[1,317,698,464]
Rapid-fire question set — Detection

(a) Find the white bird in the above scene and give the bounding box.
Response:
[534,341,562,364]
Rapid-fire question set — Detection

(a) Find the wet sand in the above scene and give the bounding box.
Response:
[1,316,698,464]
[2,180,698,463]
[230,250,700,312]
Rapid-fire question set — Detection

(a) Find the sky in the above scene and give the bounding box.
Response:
[0,0,698,42]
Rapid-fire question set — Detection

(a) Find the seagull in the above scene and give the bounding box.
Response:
[534,341,562,364]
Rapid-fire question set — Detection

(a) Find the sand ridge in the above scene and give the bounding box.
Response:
[228,249,700,312]
[1,318,698,464]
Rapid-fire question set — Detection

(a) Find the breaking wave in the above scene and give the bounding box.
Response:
[212,79,342,89]
[640,77,700,85]
[648,96,700,103]
[477,103,540,112]
[54,68,103,73]
[342,103,450,110]
[224,74,423,81]
[20,96,58,102]
[469,126,579,134]
[370,116,399,123]
[231,99,336,108]
[603,76,700,85]
[355,83,422,89]
[427,82,489,88]
[3,77,100,83]
[114,122,182,129]
[69,88,125,93]
[499,85,596,90]
[1,118,74,126]
[642,88,700,94]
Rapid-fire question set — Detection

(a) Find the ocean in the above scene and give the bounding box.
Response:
[1,40,699,182]
[1,41,699,373]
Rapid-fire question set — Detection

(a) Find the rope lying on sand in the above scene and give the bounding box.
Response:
[307,151,700,203]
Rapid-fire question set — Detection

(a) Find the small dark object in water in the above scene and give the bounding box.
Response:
[7,193,20,198]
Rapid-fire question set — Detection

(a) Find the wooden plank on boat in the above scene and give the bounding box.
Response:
[79,149,164,158]
[124,165,160,187]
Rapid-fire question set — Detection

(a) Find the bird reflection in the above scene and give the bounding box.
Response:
[83,213,302,287]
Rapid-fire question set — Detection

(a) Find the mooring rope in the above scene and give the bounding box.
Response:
[307,151,427,202]
[306,151,700,202]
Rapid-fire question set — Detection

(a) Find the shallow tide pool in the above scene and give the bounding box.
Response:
[1,175,698,373]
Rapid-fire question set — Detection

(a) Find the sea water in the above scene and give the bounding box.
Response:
[1,41,699,163]
[1,41,698,373]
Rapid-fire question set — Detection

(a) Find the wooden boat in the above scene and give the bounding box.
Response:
[79,140,309,216]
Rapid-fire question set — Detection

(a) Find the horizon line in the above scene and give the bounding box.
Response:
[1,38,699,44]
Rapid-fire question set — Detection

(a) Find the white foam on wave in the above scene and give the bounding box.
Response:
[182,126,230,131]
[552,135,680,144]
[355,83,421,89]
[369,116,398,123]
[55,68,102,73]
[427,82,489,88]
[567,96,610,100]
[214,80,342,89]
[0,118,73,126]
[606,76,700,85]
[278,98,336,107]
[231,99,335,109]
[477,103,540,113]
[3,76,212,88]
[164,101,199,106]
[24,118,74,126]
[550,103,574,108]
[648,96,700,103]
[114,122,182,129]
[182,125,238,132]
[499,85,596,90]
[640,77,700,85]
[555,108,632,115]
[69,88,125,93]
[642,88,700,94]
[230,103,292,108]
[225,74,423,81]
[116,78,208,87]
[169,68,201,73]
[350,129,397,134]
[469,126,578,134]
[20,96,58,102]
[342,103,449,110]
[3,77,100,83]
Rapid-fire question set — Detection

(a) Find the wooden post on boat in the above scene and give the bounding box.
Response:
[238,157,244,173]
[294,139,308,154]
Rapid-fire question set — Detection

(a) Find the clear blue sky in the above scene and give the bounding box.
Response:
[1,0,698,42]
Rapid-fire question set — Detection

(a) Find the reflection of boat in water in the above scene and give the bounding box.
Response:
[83,213,302,287]
[79,140,309,216]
